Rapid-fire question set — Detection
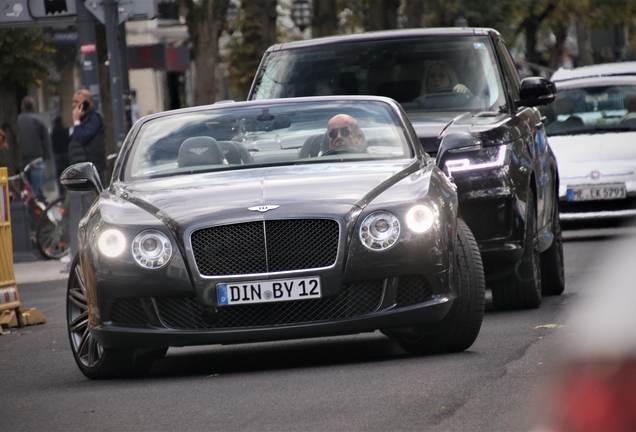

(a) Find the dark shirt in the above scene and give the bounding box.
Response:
[68,106,106,172]
[51,124,70,154]
[17,111,50,161]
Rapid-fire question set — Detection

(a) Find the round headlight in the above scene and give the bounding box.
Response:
[360,211,400,251]
[406,204,435,233]
[98,229,126,257]
[132,230,173,269]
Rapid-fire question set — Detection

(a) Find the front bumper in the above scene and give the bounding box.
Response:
[559,196,636,221]
[92,274,452,349]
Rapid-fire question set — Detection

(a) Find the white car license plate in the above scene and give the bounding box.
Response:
[566,184,626,201]
[217,277,321,306]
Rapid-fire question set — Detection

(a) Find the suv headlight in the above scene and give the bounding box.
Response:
[445,144,508,174]
[132,230,173,269]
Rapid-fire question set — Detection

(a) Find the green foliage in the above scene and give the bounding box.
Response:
[227,6,265,96]
[0,28,55,89]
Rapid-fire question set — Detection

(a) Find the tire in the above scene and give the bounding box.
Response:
[491,189,542,310]
[541,201,565,296]
[394,219,485,355]
[66,255,155,379]
[37,196,70,259]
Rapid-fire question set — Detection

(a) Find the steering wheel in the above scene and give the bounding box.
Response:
[431,87,454,94]
[321,146,365,156]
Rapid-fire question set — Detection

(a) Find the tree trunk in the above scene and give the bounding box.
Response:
[183,0,229,106]
[403,0,425,28]
[367,0,401,31]
[245,0,277,68]
[549,19,569,70]
[576,18,593,66]
[524,19,541,65]
[234,0,277,99]
[312,0,337,37]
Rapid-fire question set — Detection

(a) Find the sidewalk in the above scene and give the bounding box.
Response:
[13,259,69,284]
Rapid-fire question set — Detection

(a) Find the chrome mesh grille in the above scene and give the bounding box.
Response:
[155,279,384,329]
[110,298,149,327]
[395,275,433,305]
[191,219,339,276]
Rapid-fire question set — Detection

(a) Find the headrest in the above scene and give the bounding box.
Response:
[177,137,223,168]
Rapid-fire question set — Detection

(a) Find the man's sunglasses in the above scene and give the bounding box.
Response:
[328,127,351,140]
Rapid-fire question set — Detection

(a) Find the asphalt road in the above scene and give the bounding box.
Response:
[0,223,632,431]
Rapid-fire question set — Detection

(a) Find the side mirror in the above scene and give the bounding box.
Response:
[60,162,103,195]
[517,77,556,107]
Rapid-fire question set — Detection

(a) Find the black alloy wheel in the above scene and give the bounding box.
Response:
[540,198,565,296]
[491,189,542,309]
[392,218,486,354]
[66,254,164,379]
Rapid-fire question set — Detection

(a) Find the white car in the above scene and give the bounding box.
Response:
[542,62,636,220]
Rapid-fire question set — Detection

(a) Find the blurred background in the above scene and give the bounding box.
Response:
[1,0,636,177]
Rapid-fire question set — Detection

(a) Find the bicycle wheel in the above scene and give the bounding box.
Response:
[37,196,70,259]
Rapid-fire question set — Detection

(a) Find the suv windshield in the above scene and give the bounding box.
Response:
[124,100,413,181]
[252,35,507,114]
[541,84,636,136]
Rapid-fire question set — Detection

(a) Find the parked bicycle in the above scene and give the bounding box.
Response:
[8,158,70,259]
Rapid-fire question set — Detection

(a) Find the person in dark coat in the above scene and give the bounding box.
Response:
[51,116,70,196]
[17,96,50,198]
[68,89,107,184]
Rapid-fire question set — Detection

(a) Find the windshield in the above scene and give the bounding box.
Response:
[252,35,507,114]
[541,85,636,136]
[123,100,413,181]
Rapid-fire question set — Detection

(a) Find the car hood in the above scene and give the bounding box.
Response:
[548,132,636,163]
[407,111,525,153]
[115,161,421,226]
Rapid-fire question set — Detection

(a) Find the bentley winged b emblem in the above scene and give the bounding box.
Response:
[248,205,280,213]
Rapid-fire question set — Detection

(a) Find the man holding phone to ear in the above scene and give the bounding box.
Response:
[68,89,107,184]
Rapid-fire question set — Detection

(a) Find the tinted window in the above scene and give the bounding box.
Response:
[253,36,507,114]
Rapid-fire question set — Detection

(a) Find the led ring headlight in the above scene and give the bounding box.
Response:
[360,211,400,251]
[132,230,173,269]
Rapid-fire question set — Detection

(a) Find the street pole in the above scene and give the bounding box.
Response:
[118,22,133,133]
[76,0,101,111]
[102,0,127,150]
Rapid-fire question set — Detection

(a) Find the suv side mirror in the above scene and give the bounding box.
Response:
[517,77,556,107]
[60,162,104,196]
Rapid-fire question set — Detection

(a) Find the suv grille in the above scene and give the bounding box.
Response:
[191,219,339,276]
[460,197,512,241]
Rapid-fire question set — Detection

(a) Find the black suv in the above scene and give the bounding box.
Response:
[249,28,563,309]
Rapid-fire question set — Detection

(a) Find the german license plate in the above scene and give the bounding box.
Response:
[217,277,321,306]
[566,184,626,201]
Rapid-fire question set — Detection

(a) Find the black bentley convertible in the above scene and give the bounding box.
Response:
[62,96,485,379]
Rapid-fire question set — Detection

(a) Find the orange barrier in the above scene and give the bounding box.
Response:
[0,167,46,333]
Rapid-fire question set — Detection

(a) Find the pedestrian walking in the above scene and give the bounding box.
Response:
[50,116,70,196]
[17,96,50,199]
[68,89,107,185]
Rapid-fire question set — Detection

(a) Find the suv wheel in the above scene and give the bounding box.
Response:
[540,201,565,296]
[491,190,542,309]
